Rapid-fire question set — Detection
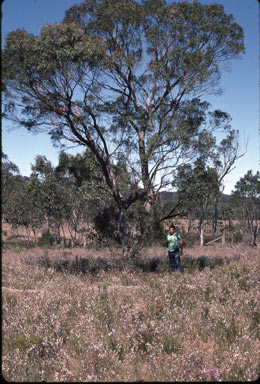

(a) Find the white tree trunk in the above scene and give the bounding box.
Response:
[199,219,204,246]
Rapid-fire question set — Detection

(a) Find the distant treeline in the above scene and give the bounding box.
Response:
[2,152,260,249]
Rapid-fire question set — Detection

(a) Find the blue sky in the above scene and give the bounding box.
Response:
[2,0,259,194]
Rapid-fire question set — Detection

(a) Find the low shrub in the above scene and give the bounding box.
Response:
[182,232,198,248]
[37,229,55,247]
[182,255,225,273]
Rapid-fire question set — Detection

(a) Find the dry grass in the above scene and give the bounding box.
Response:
[2,244,260,382]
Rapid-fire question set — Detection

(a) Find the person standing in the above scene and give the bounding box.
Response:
[167,224,183,273]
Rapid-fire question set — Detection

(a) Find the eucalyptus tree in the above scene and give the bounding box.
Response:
[30,156,71,245]
[55,150,111,246]
[211,122,245,234]
[8,175,45,245]
[173,158,220,245]
[219,203,235,247]
[231,170,260,247]
[2,0,245,257]
[1,153,25,222]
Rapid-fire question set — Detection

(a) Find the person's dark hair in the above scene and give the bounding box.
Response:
[169,224,175,229]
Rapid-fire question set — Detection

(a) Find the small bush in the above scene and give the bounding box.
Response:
[38,229,55,247]
[162,334,182,354]
[182,233,198,248]
[131,257,168,273]
[233,231,243,243]
[182,255,225,273]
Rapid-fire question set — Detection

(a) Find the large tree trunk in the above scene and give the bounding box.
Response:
[144,188,154,214]
[118,206,147,259]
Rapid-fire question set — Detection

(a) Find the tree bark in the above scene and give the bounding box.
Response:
[188,217,193,233]
[213,198,219,235]
[250,224,259,247]
[199,218,204,246]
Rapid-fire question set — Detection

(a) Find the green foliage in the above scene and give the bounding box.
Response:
[229,263,240,279]
[162,334,182,354]
[1,152,25,220]
[55,150,104,189]
[38,230,56,247]
[182,232,198,248]
[93,205,120,244]
[173,158,221,226]
[231,170,260,219]
[4,295,18,309]
[231,170,260,246]
[233,230,243,243]
[182,255,225,273]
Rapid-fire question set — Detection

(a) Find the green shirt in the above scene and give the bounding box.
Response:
[167,233,181,252]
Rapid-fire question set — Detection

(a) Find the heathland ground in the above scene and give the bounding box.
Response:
[2,243,260,382]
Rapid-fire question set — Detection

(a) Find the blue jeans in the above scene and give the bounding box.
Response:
[168,249,183,273]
